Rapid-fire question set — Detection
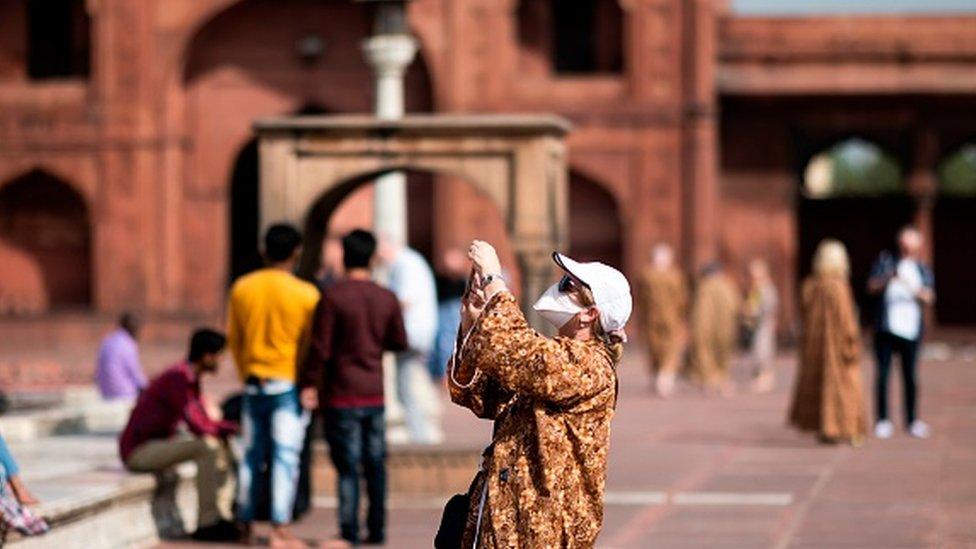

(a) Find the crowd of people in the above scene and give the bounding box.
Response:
[81,225,636,547]
[636,226,936,446]
[0,220,923,547]
[636,245,773,398]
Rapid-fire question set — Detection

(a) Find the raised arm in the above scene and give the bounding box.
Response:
[460,292,613,407]
[448,320,514,419]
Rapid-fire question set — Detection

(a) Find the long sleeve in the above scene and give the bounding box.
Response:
[122,340,148,390]
[0,434,20,477]
[160,372,236,438]
[459,292,614,408]
[300,297,334,389]
[385,300,408,352]
[448,325,514,420]
[867,252,894,295]
[835,281,862,365]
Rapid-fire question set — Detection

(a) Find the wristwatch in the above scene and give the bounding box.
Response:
[481,273,505,287]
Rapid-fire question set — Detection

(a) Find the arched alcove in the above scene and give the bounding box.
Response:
[797,138,912,323]
[567,170,623,268]
[516,0,624,76]
[933,142,976,324]
[801,137,902,199]
[0,169,92,312]
[229,105,329,285]
[299,168,504,287]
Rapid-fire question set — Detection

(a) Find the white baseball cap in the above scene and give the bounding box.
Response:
[552,252,632,334]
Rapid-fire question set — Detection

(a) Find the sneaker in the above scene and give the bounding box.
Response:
[874,420,894,439]
[909,420,931,439]
[191,520,242,542]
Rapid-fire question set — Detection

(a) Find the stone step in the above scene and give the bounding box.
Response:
[2,433,479,547]
[7,465,197,548]
[311,442,481,497]
[0,391,131,443]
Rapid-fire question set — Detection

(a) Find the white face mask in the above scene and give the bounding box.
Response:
[532,282,584,330]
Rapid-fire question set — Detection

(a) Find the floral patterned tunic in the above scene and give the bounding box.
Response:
[637,267,688,371]
[449,292,617,548]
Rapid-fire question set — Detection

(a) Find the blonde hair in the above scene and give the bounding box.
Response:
[813,239,850,277]
[576,286,624,365]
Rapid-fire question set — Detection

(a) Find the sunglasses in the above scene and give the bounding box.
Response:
[558,275,586,294]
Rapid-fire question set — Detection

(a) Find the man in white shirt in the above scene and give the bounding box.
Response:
[867,227,936,440]
[379,240,443,444]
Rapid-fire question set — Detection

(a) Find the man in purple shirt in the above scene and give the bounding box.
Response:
[95,312,147,400]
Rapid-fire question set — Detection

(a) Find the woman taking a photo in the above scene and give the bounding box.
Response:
[446,240,631,548]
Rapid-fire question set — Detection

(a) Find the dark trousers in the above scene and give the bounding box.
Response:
[323,406,386,544]
[874,331,920,425]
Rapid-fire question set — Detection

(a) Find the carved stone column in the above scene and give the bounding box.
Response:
[361,1,418,246]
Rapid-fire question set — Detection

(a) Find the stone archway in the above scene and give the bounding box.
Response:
[256,114,571,328]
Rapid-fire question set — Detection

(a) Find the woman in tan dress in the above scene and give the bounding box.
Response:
[637,244,688,397]
[789,240,867,444]
[687,263,741,396]
[447,240,632,548]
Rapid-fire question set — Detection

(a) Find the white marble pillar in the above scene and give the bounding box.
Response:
[364,34,417,246]
[364,32,418,439]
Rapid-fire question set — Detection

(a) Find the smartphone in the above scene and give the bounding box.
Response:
[463,267,481,300]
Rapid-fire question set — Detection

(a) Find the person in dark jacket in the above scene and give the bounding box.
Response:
[867,226,935,440]
[300,229,408,546]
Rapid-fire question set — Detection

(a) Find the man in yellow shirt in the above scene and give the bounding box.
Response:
[227,223,319,547]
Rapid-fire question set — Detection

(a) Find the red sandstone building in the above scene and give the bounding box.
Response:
[2,0,975,351]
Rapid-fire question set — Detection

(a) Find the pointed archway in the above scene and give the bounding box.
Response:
[0,169,92,313]
[797,138,913,322]
[568,170,623,268]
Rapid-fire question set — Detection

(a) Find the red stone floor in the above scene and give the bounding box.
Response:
[159,347,976,548]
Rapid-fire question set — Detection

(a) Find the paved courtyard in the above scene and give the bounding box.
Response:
[157,346,976,548]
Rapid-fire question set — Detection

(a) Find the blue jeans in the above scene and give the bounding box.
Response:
[236,385,308,525]
[323,406,386,544]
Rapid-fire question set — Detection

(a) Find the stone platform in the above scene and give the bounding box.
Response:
[3,343,974,548]
[162,345,971,549]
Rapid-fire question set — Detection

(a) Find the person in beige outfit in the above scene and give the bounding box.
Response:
[789,240,867,445]
[636,244,688,397]
[687,262,741,396]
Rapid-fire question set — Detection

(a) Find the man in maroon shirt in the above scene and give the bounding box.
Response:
[300,229,407,546]
[119,328,239,542]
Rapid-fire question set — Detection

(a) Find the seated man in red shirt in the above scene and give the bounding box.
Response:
[119,328,239,542]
